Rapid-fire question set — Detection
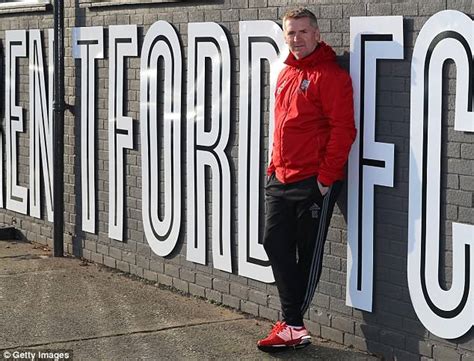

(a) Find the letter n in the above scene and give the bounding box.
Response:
[29,29,54,221]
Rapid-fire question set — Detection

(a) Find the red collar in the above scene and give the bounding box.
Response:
[284,42,336,69]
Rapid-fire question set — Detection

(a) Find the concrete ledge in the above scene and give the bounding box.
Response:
[79,0,180,9]
[0,3,50,14]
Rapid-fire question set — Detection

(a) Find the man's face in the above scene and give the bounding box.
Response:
[283,17,320,60]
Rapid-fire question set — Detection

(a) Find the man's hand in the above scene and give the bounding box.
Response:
[317,180,329,196]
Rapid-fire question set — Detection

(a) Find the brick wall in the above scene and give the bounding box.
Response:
[0,1,472,360]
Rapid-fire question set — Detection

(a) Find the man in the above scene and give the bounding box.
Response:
[257,8,356,352]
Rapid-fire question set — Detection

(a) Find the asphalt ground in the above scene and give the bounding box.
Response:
[0,239,379,360]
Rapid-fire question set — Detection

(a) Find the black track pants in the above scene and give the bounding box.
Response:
[263,173,342,326]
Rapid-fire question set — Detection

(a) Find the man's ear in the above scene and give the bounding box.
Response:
[314,28,321,42]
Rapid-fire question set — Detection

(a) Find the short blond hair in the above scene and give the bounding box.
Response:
[282,8,318,29]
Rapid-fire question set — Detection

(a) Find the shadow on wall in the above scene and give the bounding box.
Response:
[0,42,3,121]
[72,0,86,258]
[0,227,27,241]
[0,41,3,208]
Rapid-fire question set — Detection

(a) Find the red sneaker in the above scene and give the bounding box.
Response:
[257,321,311,352]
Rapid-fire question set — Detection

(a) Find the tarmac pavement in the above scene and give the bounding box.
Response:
[0,239,379,360]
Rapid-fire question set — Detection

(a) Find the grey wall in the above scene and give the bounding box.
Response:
[0,1,472,360]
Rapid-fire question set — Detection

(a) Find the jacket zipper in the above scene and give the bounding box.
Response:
[278,69,301,182]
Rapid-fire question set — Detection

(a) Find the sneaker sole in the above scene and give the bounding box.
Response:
[257,340,311,353]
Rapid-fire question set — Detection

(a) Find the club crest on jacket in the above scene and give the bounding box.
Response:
[300,79,310,91]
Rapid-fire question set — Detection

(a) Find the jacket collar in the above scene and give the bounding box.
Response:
[284,42,336,69]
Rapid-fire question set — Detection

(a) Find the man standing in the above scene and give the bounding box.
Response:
[257,8,356,352]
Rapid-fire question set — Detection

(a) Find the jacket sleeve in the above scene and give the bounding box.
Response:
[317,68,356,186]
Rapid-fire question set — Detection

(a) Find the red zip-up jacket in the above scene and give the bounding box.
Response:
[268,42,356,186]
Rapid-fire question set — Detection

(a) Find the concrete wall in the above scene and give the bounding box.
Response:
[0,1,472,360]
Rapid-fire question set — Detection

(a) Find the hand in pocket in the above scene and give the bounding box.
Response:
[317,180,329,196]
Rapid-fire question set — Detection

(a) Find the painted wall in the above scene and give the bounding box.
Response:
[0,1,472,359]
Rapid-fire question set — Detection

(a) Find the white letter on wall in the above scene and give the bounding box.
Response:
[346,17,403,312]
[6,30,28,214]
[238,21,287,283]
[140,21,182,256]
[29,29,54,221]
[186,23,232,272]
[408,10,473,339]
[108,25,138,241]
[72,27,104,233]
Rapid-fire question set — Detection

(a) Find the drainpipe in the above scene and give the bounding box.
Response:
[53,0,64,257]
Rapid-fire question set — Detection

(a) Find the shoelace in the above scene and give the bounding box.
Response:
[270,321,286,335]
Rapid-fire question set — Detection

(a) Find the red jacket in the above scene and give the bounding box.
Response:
[268,42,356,186]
